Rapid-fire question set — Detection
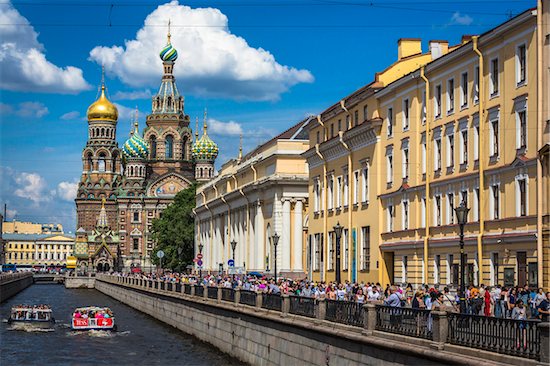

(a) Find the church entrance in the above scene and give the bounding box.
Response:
[97,262,110,272]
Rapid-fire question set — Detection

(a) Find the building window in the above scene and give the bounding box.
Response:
[517,177,528,217]
[402,147,409,179]
[435,84,442,118]
[133,211,139,222]
[447,193,455,225]
[313,234,321,271]
[98,153,106,172]
[363,105,368,122]
[421,138,426,174]
[402,200,409,230]
[435,195,442,226]
[447,134,454,168]
[490,184,500,220]
[490,58,499,96]
[473,123,479,161]
[342,229,349,271]
[346,115,351,129]
[434,138,442,172]
[447,78,454,114]
[328,232,334,271]
[327,175,334,210]
[460,129,468,165]
[516,44,526,86]
[165,135,174,159]
[361,164,369,203]
[490,117,499,158]
[516,108,527,150]
[473,187,480,222]
[316,131,320,144]
[447,254,454,284]
[460,190,468,219]
[491,253,499,286]
[354,110,359,127]
[330,123,334,138]
[386,151,393,184]
[474,66,480,103]
[387,204,394,232]
[343,169,349,207]
[434,254,441,284]
[314,178,321,212]
[402,256,408,283]
[337,119,342,132]
[460,72,468,108]
[361,226,370,271]
[336,176,342,208]
[421,197,426,227]
[387,107,393,137]
[402,98,409,130]
[353,171,359,205]
[421,89,426,124]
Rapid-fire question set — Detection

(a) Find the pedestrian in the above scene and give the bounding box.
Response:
[537,292,550,322]
[512,299,527,349]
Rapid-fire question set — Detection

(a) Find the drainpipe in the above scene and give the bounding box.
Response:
[315,142,328,282]
[473,36,485,285]
[536,0,544,289]
[420,66,430,284]
[200,191,214,273]
[338,101,354,283]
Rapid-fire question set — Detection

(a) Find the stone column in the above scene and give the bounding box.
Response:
[540,322,550,364]
[281,294,290,318]
[248,204,255,271]
[217,285,222,304]
[234,287,241,307]
[363,303,377,336]
[255,201,265,271]
[293,199,304,272]
[316,298,326,322]
[281,198,291,273]
[203,284,208,300]
[431,310,448,350]
[255,290,263,309]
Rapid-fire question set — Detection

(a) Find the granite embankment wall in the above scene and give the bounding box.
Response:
[0,272,33,302]
[95,277,532,366]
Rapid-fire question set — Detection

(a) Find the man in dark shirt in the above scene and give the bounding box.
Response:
[537,292,550,321]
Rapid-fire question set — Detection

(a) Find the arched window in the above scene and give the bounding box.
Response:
[130,166,134,176]
[150,136,157,159]
[165,135,173,159]
[182,136,188,160]
[87,153,93,171]
[98,153,106,172]
[112,153,119,173]
[101,128,105,137]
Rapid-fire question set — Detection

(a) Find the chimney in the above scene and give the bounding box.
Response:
[429,40,449,60]
[397,38,422,60]
[461,35,474,44]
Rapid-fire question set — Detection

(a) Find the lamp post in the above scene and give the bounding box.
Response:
[454,201,470,314]
[230,239,237,280]
[198,243,204,279]
[272,233,280,283]
[333,222,343,285]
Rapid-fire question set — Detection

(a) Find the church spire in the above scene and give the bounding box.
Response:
[203,108,208,134]
[238,134,243,162]
[195,116,199,141]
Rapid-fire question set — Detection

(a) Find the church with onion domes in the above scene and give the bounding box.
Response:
[74,25,218,272]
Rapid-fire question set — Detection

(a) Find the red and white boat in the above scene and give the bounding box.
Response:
[71,306,116,331]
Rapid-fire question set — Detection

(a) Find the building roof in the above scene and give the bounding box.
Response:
[2,233,75,241]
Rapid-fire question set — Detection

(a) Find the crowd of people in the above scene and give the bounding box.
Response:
[11,304,52,320]
[73,308,113,319]
[113,271,550,321]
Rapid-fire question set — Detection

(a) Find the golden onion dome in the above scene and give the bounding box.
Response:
[87,85,118,121]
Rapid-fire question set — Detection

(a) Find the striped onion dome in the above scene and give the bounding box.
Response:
[123,122,149,160]
[160,42,178,62]
[192,132,218,162]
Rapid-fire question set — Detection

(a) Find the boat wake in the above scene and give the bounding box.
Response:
[66,330,130,338]
[7,323,55,332]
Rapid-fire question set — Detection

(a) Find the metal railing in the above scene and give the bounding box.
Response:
[289,296,316,318]
[207,286,218,299]
[375,305,433,340]
[175,283,181,292]
[239,290,257,307]
[194,285,204,297]
[262,293,282,311]
[448,313,541,360]
[166,282,173,292]
[325,300,364,327]
[160,282,165,291]
[184,284,192,295]
[221,288,235,302]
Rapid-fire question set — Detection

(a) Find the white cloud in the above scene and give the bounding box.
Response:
[450,12,473,26]
[114,103,144,123]
[89,1,313,101]
[56,181,78,202]
[5,208,17,220]
[60,111,81,120]
[0,1,90,93]
[113,89,152,101]
[0,101,49,118]
[14,172,52,204]
[208,118,243,137]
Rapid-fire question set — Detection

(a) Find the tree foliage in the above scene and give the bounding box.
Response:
[150,183,196,271]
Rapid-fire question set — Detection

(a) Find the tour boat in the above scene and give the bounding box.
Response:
[8,305,55,329]
[71,306,116,331]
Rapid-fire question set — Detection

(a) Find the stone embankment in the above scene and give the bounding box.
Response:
[0,272,33,302]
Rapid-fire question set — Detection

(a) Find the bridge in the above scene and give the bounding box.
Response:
[95,275,549,366]
[33,273,64,284]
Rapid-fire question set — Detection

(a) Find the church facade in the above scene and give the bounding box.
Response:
[74,28,218,272]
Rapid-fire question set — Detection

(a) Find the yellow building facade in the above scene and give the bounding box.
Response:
[4,233,75,267]
[195,119,311,277]
[304,6,549,289]
[2,220,63,235]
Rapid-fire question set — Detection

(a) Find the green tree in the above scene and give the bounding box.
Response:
[150,183,196,272]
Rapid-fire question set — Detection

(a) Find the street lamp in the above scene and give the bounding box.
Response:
[272,233,279,283]
[230,239,237,280]
[454,201,470,314]
[198,243,204,279]
[333,222,343,285]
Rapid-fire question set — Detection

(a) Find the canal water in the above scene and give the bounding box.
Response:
[1,284,243,365]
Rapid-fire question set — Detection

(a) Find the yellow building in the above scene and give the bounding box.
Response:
[195,118,311,277]
[304,6,549,289]
[4,233,75,267]
[2,219,63,235]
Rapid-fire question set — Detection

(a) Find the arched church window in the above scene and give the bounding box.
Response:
[112,153,119,173]
[165,135,173,159]
[150,136,157,159]
[98,153,106,172]
[167,97,172,109]
[130,166,134,176]
[87,153,93,171]
[101,128,105,137]
[182,136,188,160]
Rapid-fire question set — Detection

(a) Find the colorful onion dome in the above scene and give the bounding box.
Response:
[192,134,219,162]
[160,42,178,62]
[87,84,118,121]
[123,122,149,160]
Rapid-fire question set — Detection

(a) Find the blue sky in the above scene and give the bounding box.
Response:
[0,0,533,232]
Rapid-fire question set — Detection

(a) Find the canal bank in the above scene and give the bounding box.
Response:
[0,283,242,366]
[0,272,33,303]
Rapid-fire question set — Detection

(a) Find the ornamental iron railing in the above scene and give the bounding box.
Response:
[166,282,173,292]
[239,290,257,306]
[375,305,433,340]
[175,283,182,292]
[448,313,541,360]
[194,285,204,297]
[160,282,165,291]
[221,288,235,302]
[184,284,192,295]
[325,300,364,327]
[289,296,316,318]
[207,286,218,299]
[262,293,282,311]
